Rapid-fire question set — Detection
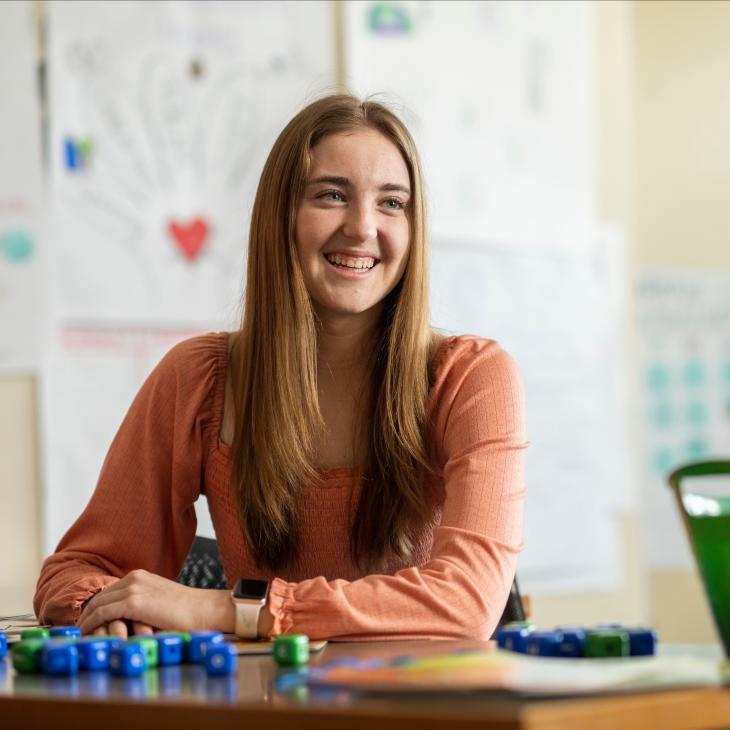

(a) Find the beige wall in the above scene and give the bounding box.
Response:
[0,376,41,613]
[1,2,728,644]
[633,0,730,644]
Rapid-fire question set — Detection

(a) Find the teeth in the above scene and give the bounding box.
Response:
[325,253,376,270]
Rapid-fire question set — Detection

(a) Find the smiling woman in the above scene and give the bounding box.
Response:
[34,94,528,642]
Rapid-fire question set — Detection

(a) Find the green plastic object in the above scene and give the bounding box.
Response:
[668,460,730,658]
[11,639,46,673]
[585,630,629,658]
[21,628,50,640]
[129,636,159,667]
[272,634,310,666]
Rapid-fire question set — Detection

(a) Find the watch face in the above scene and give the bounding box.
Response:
[233,579,269,600]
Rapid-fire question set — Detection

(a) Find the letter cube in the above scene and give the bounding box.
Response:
[11,639,46,673]
[187,631,224,664]
[272,634,309,666]
[109,643,147,677]
[556,626,587,657]
[49,625,82,639]
[495,626,533,653]
[41,640,79,676]
[155,633,184,666]
[628,628,658,656]
[21,628,50,640]
[129,636,159,668]
[527,630,564,657]
[585,629,630,658]
[76,637,110,670]
[204,643,238,676]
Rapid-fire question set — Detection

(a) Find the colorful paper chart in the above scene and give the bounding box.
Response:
[305,648,726,696]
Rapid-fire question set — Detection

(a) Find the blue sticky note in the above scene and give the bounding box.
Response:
[687,402,707,425]
[646,365,669,390]
[683,361,705,386]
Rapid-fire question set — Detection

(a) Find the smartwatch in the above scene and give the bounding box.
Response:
[231,579,270,639]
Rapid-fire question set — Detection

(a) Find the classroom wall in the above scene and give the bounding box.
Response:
[633,0,730,643]
[1,1,727,641]
[531,0,730,644]
[527,0,647,630]
[0,375,41,612]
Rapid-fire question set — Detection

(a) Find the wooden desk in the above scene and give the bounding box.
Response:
[1,640,729,730]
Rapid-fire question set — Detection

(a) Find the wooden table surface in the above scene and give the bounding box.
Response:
[1,640,729,730]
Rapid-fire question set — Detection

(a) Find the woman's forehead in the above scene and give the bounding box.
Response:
[308,129,409,185]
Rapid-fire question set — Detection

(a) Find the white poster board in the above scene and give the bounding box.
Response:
[0,0,45,372]
[47,0,335,325]
[344,0,595,246]
[42,0,336,552]
[431,231,632,593]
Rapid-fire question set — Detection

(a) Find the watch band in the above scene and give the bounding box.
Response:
[233,600,263,639]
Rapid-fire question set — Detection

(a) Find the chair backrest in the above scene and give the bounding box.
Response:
[496,577,526,628]
[176,536,228,589]
[178,536,527,632]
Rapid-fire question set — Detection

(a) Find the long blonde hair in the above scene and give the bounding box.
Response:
[230,94,433,571]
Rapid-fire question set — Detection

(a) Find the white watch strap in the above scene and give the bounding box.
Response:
[233,600,263,639]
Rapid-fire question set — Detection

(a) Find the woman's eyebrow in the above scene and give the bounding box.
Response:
[308,175,411,195]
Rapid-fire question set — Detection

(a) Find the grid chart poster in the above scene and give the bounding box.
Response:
[47,0,335,325]
[638,270,730,569]
[0,0,45,372]
[431,232,631,594]
[344,0,595,248]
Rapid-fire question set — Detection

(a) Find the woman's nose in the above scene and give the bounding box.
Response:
[342,203,377,243]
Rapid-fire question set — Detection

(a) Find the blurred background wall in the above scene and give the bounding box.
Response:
[1,0,728,644]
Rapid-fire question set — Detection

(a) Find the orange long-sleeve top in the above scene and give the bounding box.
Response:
[34,332,527,640]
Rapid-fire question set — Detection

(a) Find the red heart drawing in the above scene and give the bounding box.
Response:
[168,218,208,261]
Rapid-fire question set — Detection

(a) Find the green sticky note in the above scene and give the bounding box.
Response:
[0,230,33,263]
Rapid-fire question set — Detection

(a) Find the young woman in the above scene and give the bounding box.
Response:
[34,94,527,641]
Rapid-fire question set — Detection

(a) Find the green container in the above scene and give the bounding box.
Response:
[129,636,159,667]
[11,639,46,673]
[669,461,730,658]
[272,634,309,666]
[21,628,50,640]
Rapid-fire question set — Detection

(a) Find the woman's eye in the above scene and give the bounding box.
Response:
[383,197,405,210]
[319,190,344,202]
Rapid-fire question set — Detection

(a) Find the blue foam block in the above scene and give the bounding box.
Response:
[41,641,79,676]
[109,643,146,677]
[204,643,238,676]
[187,631,224,664]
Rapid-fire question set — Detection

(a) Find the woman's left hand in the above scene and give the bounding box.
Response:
[77,569,233,636]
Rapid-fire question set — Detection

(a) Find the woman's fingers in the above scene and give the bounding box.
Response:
[76,569,204,636]
[92,624,108,636]
[108,619,128,639]
[132,621,154,636]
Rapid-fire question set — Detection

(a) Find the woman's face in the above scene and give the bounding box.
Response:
[295,128,411,323]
